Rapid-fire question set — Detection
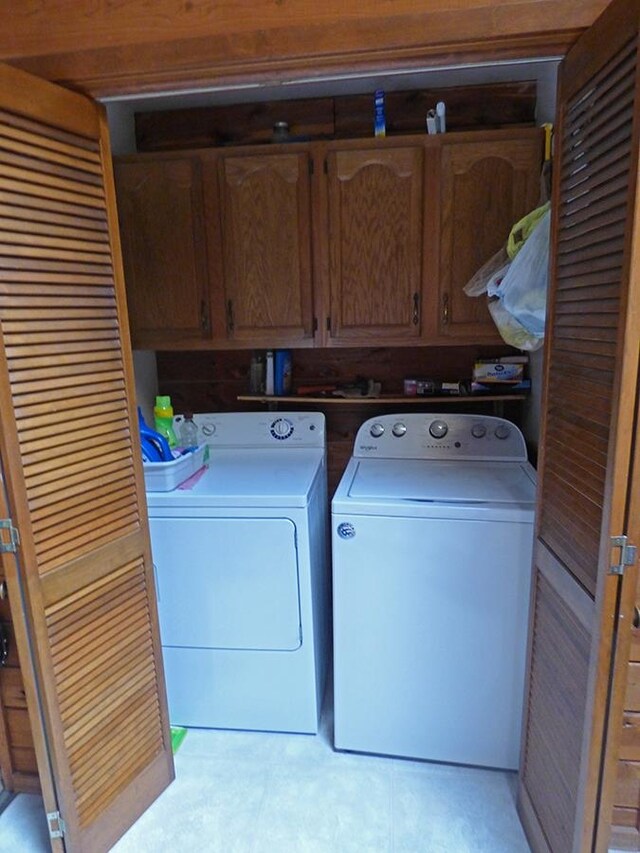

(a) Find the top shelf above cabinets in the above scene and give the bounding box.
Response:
[113,128,543,351]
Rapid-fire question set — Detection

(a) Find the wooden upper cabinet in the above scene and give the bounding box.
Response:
[112,130,543,350]
[438,132,543,339]
[209,150,315,346]
[114,156,210,347]
[326,145,430,344]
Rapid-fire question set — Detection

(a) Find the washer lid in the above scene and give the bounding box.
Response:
[146,448,324,508]
[348,459,536,505]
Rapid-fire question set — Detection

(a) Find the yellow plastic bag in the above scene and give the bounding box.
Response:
[506,201,550,259]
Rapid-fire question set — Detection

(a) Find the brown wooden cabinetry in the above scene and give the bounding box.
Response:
[208,150,315,346]
[326,145,434,344]
[114,155,211,347]
[115,129,542,350]
[438,132,542,340]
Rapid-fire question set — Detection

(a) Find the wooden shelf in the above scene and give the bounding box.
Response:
[237,394,527,405]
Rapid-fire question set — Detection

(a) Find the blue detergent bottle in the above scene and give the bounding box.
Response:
[138,407,173,462]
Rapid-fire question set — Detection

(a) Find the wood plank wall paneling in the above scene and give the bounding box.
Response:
[611,596,640,848]
[156,345,524,495]
[135,83,537,152]
[0,568,38,792]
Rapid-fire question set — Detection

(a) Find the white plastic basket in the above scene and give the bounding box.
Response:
[143,445,207,492]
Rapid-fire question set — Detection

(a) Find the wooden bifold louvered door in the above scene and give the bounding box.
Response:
[517,0,640,851]
[0,64,173,851]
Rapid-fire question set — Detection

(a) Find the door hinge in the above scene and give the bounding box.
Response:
[610,535,638,576]
[0,520,19,554]
[47,811,66,839]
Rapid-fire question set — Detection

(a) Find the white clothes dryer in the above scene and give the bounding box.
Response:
[146,412,329,734]
[332,413,535,769]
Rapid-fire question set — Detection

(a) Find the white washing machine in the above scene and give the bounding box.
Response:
[146,412,329,734]
[332,413,535,770]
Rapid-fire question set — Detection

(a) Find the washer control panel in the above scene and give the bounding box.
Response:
[173,412,325,448]
[356,414,526,461]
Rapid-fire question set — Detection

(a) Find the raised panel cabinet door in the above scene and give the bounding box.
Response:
[327,146,425,343]
[439,132,542,339]
[217,151,315,345]
[114,156,210,347]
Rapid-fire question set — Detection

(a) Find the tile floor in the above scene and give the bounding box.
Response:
[0,695,532,853]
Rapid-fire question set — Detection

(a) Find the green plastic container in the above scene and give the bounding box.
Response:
[153,395,178,448]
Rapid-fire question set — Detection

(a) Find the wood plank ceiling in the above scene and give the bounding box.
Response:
[0,0,611,97]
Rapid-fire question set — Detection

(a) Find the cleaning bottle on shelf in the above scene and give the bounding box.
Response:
[180,412,199,450]
[154,395,178,448]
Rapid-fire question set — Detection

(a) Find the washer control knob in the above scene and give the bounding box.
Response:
[495,424,511,440]
[471,423,487,439]
[337,522,356,539]
[392,422,407,438]
[429,419,448,439]
[270,417,294,440]
[201,422,216,437]
[369,422,385,438]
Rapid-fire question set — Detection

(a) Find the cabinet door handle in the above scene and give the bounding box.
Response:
[634,606,640,629]
[226,299,235,333]
[442,293,450,326]
[412,292,420,326]
[200,300,209,332]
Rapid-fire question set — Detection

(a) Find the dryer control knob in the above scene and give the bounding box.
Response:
[270,417,294,440]
[429,419,448,439]
[337,522,356,539]
[201,422,216,437]
[471,423,487,439]
[392,422,407,438]
[369,423,385,438]
[495,424,511,440]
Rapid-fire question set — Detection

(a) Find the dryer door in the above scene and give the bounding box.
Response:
[150,516,301,651]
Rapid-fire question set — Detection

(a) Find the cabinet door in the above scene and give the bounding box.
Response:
[216,152,315,345]
[114,157,210,347]
[327,146,426,344]
[439,134,542,339]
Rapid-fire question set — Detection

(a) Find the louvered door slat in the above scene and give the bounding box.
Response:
[0,150,103,187]
[1,285,115,300]
[0,176,105,210]
[49,571,144,640]
[0,257,112,274]
[0,108,100,156]
[563,147,630,197]
[23,422,129,460]
[0,245,112,264]
[0,204,108,232]
[1,230,110,254]
[0,62,172,853]
[35,500,138,554]
[0,189,107,222]
[0,131,103,175]
[0,216,109,242]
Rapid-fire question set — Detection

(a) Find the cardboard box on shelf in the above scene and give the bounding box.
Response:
[473,358,525,383]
